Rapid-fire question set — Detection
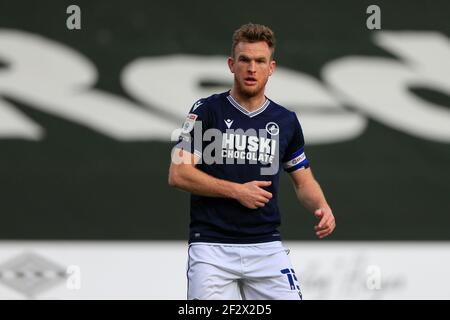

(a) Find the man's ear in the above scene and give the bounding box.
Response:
[227,57,235,73]
[269,59,276,76]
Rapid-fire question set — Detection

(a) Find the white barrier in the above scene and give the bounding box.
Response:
[0,241,448,299]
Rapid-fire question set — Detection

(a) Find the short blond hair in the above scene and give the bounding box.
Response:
[231,23,276,59]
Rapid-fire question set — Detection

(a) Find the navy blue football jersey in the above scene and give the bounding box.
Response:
[175,91,309,244]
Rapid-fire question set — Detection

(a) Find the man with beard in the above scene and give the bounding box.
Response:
[169,23,335,300]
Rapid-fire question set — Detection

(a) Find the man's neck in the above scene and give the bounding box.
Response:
[230,87,266,113]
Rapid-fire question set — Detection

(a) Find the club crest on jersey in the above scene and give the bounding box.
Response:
[181,113,198,133]
[266,122,279,136]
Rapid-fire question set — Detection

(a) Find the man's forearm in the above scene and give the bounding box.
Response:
[169,164,240,199]
[294,177,330,213]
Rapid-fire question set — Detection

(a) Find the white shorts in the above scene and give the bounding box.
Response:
[186,241,302,300]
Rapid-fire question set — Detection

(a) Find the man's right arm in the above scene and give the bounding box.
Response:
[168,148,272,209]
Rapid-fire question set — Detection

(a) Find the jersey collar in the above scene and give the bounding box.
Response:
[226,94,270,118]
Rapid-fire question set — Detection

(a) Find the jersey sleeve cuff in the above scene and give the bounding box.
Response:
[283,148,309,172]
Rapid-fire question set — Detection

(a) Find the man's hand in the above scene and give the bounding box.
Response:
[235,181,272,209]
[314,208,335,239]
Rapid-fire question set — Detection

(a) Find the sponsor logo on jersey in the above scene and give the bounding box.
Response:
[221,132,277,164]
[224,119,234,129]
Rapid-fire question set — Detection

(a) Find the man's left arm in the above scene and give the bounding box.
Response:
[289,167,336,239]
